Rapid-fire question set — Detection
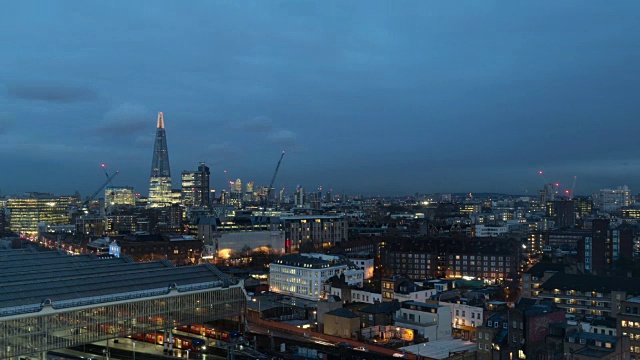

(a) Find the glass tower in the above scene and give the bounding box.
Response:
[149,112,173,207]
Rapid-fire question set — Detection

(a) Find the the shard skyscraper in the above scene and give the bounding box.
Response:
[149,112,173,207]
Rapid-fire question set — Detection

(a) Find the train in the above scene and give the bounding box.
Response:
[177,324,242,342]
[129,331,206,352]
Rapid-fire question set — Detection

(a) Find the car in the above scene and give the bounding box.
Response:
[393,353,406,358]
[337,342,353,349]
[353,346,368,352]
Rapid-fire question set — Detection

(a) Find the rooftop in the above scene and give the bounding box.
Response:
[0,249,234,317]
[524,262,566,277]
[326,308,359,319]
[572,347,613,358]
[540,273,640,295]
[271,253,358,269]
[400,338,476,359]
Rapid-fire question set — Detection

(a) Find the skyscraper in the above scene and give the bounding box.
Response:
[149,112,173,207]
[181,162,211,207]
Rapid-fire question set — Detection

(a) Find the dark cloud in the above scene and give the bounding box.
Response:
[1,1,640,195]
[7,83,97,103]
[96,103,150,136]
[235,116,273,132]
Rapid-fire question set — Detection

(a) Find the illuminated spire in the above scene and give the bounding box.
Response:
[157,112,165,129]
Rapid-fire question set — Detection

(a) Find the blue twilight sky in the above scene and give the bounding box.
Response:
[1,1,640,198]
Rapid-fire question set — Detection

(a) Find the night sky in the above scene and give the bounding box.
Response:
[1,1,640,197]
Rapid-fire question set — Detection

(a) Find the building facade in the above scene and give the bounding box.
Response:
[269,253,364,300]
[281,215,348,252]
[538,273,640,318]
[394,301,452,341]
[7,194,71,235]
[385,237,520,281]
[617,297,640,358]
[105,186,135,207]
[181,162,210,207]
[597,186,632,213]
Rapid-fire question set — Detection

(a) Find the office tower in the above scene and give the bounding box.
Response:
[244,181,255,202]
[232,179,242,194]
[149,112,173,207]
[294,186,304,206]
[7,193,72,235]
[105,186,135,206]
[181,162,211,207]
[597,186,632,212]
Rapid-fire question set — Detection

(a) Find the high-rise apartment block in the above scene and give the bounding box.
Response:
[181,162,210,207]
[149,112,173,207]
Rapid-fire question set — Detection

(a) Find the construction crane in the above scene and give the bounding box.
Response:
[569,176,578,200]
[101,163,109,178]
[81,169,120,211]
[263,151,285,213]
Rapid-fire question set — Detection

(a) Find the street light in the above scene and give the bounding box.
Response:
[132,341,136,360]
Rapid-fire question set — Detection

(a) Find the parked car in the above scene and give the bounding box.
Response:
[337,342,353,349]
[393,353,406,358]
[353,346,368,352]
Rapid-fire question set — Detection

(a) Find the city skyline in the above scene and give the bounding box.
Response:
[1,1,640,196]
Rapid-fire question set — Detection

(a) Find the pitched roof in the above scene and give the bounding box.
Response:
[360,301,401,314]
[326,308,359,319]
[524,262,566,277]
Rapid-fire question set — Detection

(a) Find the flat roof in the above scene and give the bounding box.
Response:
[400,338,476,359]
[0,249,235,317]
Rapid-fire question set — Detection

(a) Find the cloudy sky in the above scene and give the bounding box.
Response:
[1,1,639,197]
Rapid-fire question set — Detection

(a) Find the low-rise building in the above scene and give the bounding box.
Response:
[323,308,360,338]
[357,301,401,328]
[346,252,374,279]
[440,299,484,341]
[394,301,452,341]
[269,253,364,300]
[476,301,565,360]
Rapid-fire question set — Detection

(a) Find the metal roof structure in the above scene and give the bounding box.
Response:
[0,248,247,360]
[0,249,235,317]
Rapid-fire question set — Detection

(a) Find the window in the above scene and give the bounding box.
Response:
[488,321,493,327]
[503,323,508,329]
